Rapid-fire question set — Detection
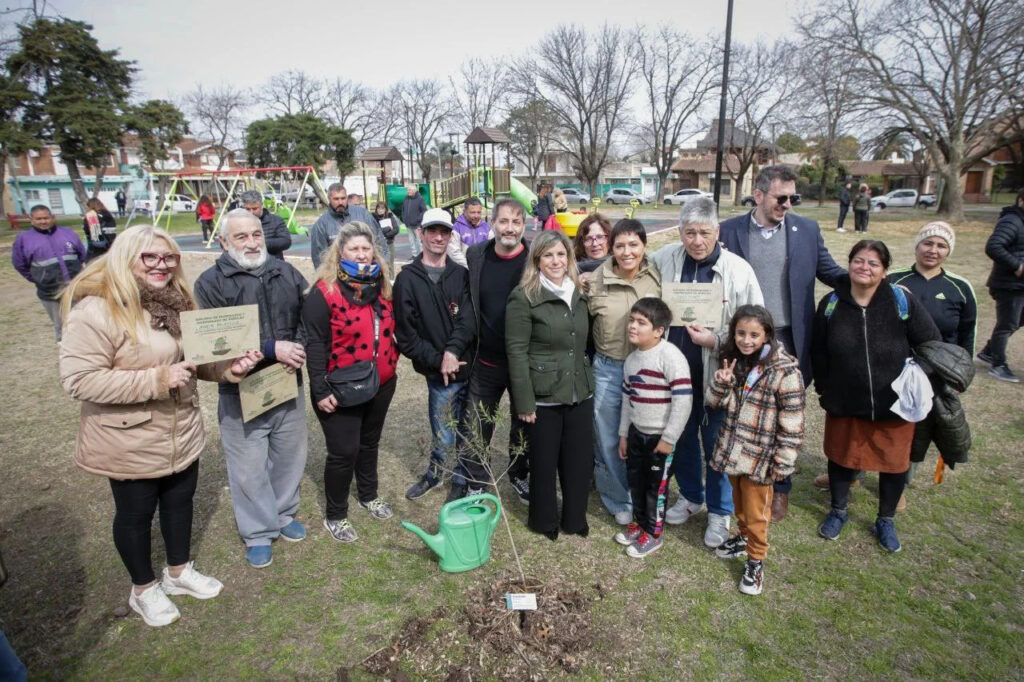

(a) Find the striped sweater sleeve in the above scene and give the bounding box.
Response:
[659,343,693,446]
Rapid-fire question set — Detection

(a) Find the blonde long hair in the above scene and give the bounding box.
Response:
[313,221,392,299]
[519,230,579,303]
[60,224,193,343]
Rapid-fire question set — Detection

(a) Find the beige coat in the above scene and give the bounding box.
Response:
[587,259,661,361]
[59,296,240,480]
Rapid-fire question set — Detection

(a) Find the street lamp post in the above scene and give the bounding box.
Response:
[713,0,735,207]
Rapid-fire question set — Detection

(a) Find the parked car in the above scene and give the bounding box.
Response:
[133,194,196,215]
[602,188,647,205]
[663,188,714,205]
[559,187,591,204]
[871,189,935,209]
[281,187,317,203]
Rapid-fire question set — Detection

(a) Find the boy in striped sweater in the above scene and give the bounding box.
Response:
[616,298,693,557]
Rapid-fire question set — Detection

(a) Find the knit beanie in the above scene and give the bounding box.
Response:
[914,221,955,256]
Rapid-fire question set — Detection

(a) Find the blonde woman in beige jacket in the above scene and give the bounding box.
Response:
[59,224,261,627]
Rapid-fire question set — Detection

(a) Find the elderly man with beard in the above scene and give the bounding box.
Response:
[309,183,390,268]
[194,209,310,569]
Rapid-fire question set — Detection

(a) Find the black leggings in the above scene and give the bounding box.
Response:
[109,461,199,585]
[316,377,396,520]
[828,460,905,519]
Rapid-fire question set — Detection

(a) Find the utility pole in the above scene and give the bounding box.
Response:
[712,0,735,207]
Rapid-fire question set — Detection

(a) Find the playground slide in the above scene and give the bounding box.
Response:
[509,177,538,217]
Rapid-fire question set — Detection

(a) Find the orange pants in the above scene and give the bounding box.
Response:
[729,475,773,560]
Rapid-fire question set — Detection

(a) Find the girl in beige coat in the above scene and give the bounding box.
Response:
[59,225,261,627]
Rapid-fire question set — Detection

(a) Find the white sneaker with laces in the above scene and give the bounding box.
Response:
[161,561,223,599]
[665,497,705,525]
[129,583,180,627]
[704,512,731,548]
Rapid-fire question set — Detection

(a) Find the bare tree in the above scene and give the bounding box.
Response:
[724,41,796,205]
[800,0,1024,220]
[449,57,506,131]
[515,25,636,193]
[396,79,454,182]
[501,99,559,186]
[324,78,376,150]
[184,84,248,170]
[635,26,719,198]
[258,69,329,118]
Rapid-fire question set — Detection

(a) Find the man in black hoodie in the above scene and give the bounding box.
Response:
[394,207,476,500]
[977,188,1024,382]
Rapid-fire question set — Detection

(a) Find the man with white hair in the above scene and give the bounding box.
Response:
[239,189,292,260]
[193,209,310,569]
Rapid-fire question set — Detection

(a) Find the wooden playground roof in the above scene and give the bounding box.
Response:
[358,146,405,162]
[464,127,511,144]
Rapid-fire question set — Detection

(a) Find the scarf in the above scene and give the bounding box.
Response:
[337,259,382,306]
[540,273,575,307]
[138,282,192,338]
[740,343,773,399]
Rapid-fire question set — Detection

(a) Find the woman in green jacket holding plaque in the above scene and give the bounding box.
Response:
[506,231,594,540]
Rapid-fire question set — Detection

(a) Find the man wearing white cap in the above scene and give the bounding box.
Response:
[393,208,476,499]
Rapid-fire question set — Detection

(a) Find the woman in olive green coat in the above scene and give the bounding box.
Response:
[506,231,594,540]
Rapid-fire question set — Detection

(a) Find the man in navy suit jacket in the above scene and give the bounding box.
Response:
[718,165,845,520]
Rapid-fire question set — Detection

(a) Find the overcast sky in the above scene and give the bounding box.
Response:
[44,0,809,102]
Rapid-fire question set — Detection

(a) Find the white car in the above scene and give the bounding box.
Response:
[871,189,935,209]
[603,188,647,204]
[663,188,714,205]
[133,194,196,214]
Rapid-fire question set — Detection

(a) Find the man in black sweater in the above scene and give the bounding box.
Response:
[978,188,1024,382]
[393,208,476,500]
[240,189,292,259]
[456,198,531,503]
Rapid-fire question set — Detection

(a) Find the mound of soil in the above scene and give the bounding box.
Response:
[349,576,601,680]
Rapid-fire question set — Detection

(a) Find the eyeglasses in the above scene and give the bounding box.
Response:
[770,194,801,206]
[140,252,180,268]
[584,235,607,245]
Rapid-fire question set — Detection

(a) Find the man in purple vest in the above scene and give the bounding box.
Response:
[11,205,86,342]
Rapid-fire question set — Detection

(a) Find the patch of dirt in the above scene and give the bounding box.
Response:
[351,576,600,680]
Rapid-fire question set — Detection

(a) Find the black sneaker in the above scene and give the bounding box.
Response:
[988,364,1021,383]
[714,534,748,560]
[976,348,994,366]
[739,559,764,595]
[405,475,440,501]
[445,482,467,503]
[509,476,530,505]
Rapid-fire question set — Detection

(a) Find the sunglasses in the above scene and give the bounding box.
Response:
[140,252,180,268]
[770,194,801,206]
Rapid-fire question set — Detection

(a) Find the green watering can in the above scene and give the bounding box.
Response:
[401,493,502,573]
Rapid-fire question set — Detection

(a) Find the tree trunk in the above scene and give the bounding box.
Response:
[0,152,7,216]
[65,159,90,215]
[818,158,831,207]
[91,166,107,199]
[936,164,965,222]
[732,163,751,206]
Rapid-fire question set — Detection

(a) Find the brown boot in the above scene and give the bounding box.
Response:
[813,473,830,489]
[896,492,907,513]
[771,492,789,521]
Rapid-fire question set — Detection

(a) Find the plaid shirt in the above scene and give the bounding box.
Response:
[705,349,805,485]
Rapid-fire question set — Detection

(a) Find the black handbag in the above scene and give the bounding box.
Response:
[325,314,380,407]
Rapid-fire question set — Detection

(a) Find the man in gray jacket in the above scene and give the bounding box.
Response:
[194,209,310,569]
[309,183,390,268]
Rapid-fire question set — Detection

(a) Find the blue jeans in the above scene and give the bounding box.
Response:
[591,354,631,515]
[673,390,733,516]
[427,378,468,486]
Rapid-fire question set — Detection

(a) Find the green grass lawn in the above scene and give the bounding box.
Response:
[0,215,1021,679]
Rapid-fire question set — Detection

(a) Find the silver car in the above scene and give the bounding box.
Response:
[662,188,713,205]
[560,187,591,204]
[602,188,647,204]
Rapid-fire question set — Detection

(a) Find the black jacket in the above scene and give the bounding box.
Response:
[912,340,975,465]
[812,276,940,420]
[393,257,475,382]
[985,205,1024,290]
[402,194,427,228]
[193,253,309,393]
[533,194,554,222]
[839,187,851,205]
[259,209,292,259]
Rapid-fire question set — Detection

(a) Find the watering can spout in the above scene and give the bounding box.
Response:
[401,521,445,558]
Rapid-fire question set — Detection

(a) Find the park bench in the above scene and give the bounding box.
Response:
[6,214,31,229]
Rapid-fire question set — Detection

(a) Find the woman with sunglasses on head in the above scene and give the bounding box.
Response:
[587,219,661,525]
[59,224,262,627]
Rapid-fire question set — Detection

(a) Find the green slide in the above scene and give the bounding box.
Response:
[509,177,538,217]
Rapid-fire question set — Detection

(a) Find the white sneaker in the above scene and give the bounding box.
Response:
[129,583,180,627]
[665,497,705,525]
[613,511,633,525]
[704,512,731,548]
[161,561,223,600]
